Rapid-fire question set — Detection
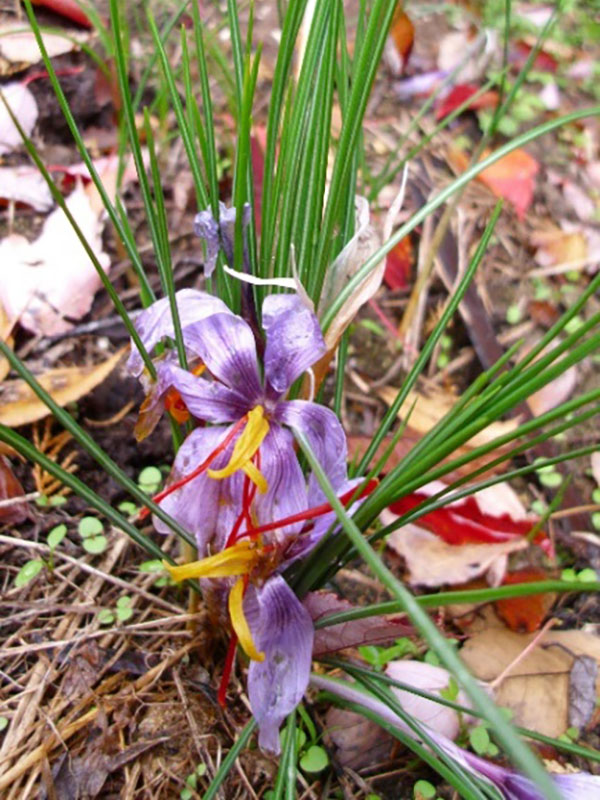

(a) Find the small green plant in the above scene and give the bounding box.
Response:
[469,723,500,758]
[138,465,163,494]
[13,523,68,587]
[561,567,598,583]
[558,726,580,744]
[358,638,419,670]
[0,717,8,733]
[413,779,439,800]
[97,594,135,626]
[78,516,108,554]
[139,558,173,587]
[35,494,68,508]
[180,762,207,799]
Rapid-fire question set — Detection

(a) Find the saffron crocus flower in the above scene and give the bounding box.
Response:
[130,286,363,752]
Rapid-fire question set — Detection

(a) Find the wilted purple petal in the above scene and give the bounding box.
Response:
[182,313,262,401]
[262,294,326,396]
[217,202,251,265]
[193,210,220,277]
[127,289,229,376]
[254,425,307,540]
[157,362,249,423]
[246,576,314,754]
[154,425,243,553]
[276,400,348,498]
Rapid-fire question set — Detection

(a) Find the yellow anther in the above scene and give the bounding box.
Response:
[208,406,269,493]
[229,577,265,662]
[162,540,259,582]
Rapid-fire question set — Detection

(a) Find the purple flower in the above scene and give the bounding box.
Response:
[131,287,359,752]
[312,675,600,800]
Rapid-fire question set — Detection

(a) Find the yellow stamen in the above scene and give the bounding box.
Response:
[208,405,269,493]
[162,540,259,582]
[229,577,265,661]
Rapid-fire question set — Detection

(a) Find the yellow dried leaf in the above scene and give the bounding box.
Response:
[0,349,125,427]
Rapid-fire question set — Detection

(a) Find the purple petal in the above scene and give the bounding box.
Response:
[217,202,251,265]
[246,576,314,754]
[154,425,243,553]
[262,294,326,396]
[253,425,307,541]
[127,289,229,376]
[182,313,262,400]
[276,400,348,498]
[158,362,249,423]
[193,210,220,277]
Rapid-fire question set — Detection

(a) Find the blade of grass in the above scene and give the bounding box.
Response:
[202,720,256,800]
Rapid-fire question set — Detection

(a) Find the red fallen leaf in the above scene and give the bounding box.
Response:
[0,455,28,524]
[387,480,551,553]
[511,41,558,74]
[494,568,556,633]
[31,0,93,28]
[435,84,499,121]
[304,591,413,656]
[450,147,539,220]
[384,235,413,290]
[389,8,414,73]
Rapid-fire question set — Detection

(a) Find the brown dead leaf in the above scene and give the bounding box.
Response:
[0,349,125,427]
[0,22,89,72]
[461,628,600,736]
[304,591,412,656]
[324,707,393,770]
[387,524,527,587]
[377,385,518,449]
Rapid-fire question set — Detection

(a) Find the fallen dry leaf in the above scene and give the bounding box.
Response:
[435,84,499,121]
[318,196,383,352]
[0,82,38,155]
[0,301,14,383]
[386,523,527,587]
[377,385,518,449]
[386,660,477,740]
[383,234,413,290]
[494,569,557,634]
[449,147,539,220]
[0,349,124,427]
[304,591,412,656]
[0,165,54,211]
[0,181,111,336]
[31,0,93,28]
[0,455,27,524]
[527,366,577,417]
[324,707,393,770]
[461,628,600,736]
[532,226,588,269]
[0,22,89,68]
[383,8,414,76]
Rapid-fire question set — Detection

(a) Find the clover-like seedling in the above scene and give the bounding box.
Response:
[118,500,138,517]
[180,763,207,799]
[116,595,134,622]
[139,559,172,587]
[78,516,107,554]
[97,608,115,626]
[0,717,8,733]
[138,465,163,495]
[469,723,499,757]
